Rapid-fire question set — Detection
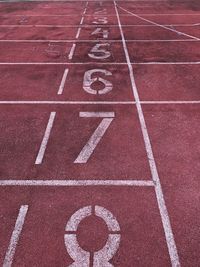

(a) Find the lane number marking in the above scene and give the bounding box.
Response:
[91,28,109,39]
[83,69,113,95]
[74,112,115,163]
[93,17,108,24]
[88,43,111,59]
[64,205,120,266]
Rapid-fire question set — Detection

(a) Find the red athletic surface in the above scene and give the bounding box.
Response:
[0,187,171,266]
[0,1,199,266]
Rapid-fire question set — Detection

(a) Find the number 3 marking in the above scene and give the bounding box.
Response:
[74,112,115,164]
[83,69,113,95]
[93,17,108,24]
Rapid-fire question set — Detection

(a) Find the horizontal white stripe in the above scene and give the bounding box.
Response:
[0,101,135,104]
[0,180,154,186]
[0,62,199,65]
[0,100,199,105]
[0,39,198,42]
[0,24,199,27]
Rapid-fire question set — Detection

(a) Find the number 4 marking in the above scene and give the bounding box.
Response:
[74,112,115,164]
[91,28,109,39]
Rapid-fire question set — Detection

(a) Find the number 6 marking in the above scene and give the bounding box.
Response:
[74,112,115,164]
[83,69,113,95]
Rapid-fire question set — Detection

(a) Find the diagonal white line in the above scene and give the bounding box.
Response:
[35,112,56,165]
[3,205,28,267]
[114,2,180,266]
[117,4,200,41]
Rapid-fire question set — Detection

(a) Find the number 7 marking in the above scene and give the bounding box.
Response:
[74,112,115,164]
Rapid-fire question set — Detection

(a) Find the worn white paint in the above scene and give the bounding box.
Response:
[57,68,69,95]
[74,112,114,163]
[117,4,200,41]
[65,205,120,266]
[88,43,111,59]
[91,27,109,39]
[3,205,28,267]
[114,2,180,266]
[0,180,154,186]
[35,112,56,165]
[83,69,113,95]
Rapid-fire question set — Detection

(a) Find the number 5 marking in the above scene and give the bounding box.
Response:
[88,43,111,59]
[83,69,113,95]
[74,112,115,164]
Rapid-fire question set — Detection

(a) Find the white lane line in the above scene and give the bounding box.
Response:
[3,13,200,16]
[114,2,180,266]
[0,101,135,105]
[117,4,200,41]
[0,62,199,65]
[0,180,154,186]
[0,24,199,27]
[75,27,82,39]
[133,62,200,65]
[68,1,88,60]
[68,43,76,60]
[141,100,200,104]
[0,100,199,105]
[35,112,56,165]
[3,205,28,267]
[0,39,198,42]
[57,68,69,95]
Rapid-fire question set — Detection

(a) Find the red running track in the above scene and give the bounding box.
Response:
[0,1,199,267]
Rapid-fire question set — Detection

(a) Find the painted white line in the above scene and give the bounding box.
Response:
[117,4,200,41]
[0,39,198,42]
[133,62,200,65]
[79,111,115,117]
[68,43,76,60]
[114,2,180,266]
[0,100,199,105]
[0,101,135,105]
[3,205,28,267]
[0,62,199,65]
[0,24,199,27]
[68,1,88,59]
[35,112,56,165]
[141,100,200,104]
[0,180,154,186]
[57,68,69,95]
[0,62,126,65]
[3,13,200,16]
[75,27,82,39]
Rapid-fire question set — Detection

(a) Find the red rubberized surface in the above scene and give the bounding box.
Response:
[0,187,170,266]
[0,0,199,266]
[144,104,200,266]
[0,65,134,101]
[0,105,151,180]
[133,64,200,101]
